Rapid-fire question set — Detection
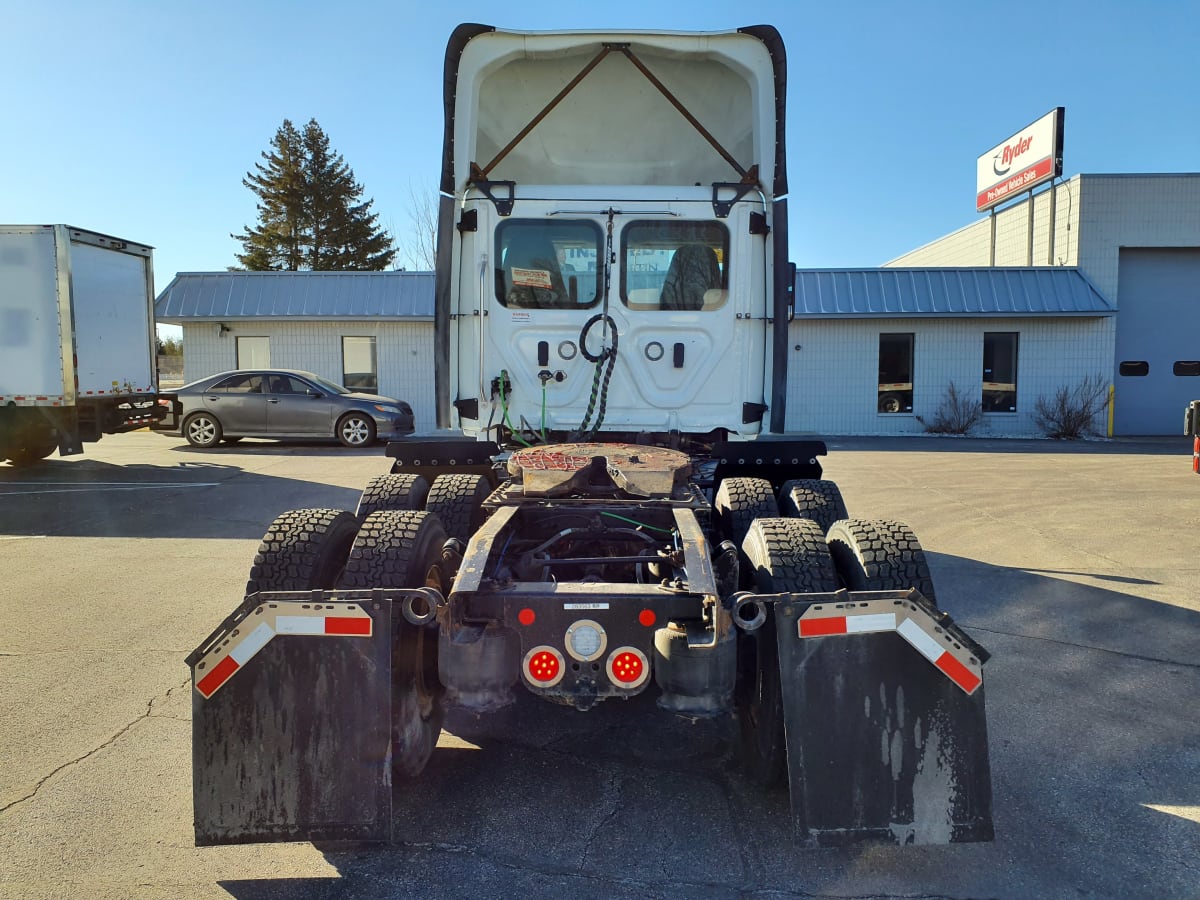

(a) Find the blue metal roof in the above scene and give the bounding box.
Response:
[794,268,1114,318]
[155,271,435,321]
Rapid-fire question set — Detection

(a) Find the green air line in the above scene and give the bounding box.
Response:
[540,382,548,442]
[599,511,676,535]
[499,371,531,447]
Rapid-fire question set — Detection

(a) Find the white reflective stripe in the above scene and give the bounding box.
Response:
[897,618,943,662]
[275,616,325,635]
[845,613,896,634]
[230,622,274,665]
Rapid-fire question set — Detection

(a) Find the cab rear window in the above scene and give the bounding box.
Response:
[495,220,602,309]
[621,221,729,311]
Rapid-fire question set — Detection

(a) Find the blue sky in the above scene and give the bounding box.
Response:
[4,0,1197,337]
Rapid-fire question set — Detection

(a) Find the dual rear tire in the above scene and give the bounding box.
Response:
[245,505,450,778]
[732,483,937,786]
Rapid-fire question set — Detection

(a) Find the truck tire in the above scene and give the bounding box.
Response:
[778,479,848,532]
[355,473,430,519]
[714,476,779,549]
[244,508,359,595]
[338,510,447,777]
[7,431,58,466]
[826,518,938,606]
[183,412,222,449]
[424,473,491,544]
[738,517,840,787]
[337,412,376,447]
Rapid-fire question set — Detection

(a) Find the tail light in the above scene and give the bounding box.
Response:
[606,647,650,689]
[523,645,565,687]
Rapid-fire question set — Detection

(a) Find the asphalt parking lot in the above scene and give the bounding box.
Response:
[0,431,1197,899]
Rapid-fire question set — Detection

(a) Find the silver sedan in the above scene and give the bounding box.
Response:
[159,369,415,448]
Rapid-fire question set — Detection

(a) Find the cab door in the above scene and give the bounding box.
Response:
[460,198,769,439]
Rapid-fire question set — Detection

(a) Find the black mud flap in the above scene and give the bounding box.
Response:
[188,590,420,846]
[774,591,993,846]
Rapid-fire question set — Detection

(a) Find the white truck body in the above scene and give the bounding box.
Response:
[0,225,159,462]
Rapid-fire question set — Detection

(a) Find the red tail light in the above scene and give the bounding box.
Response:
[606,647,649,689]
[523,645,565,687]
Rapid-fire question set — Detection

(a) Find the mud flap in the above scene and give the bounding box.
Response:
[188,590,418,846]
[774,591,993,846]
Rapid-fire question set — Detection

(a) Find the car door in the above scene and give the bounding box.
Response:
[202,373,268,434]
[265,375,334,435]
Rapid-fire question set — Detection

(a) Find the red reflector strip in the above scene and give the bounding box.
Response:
[798,604,983,695]
[196,655,239,698]
[936,651,982,694]
[799,616,847,637]
[194,603,373,698]
[325,616,371,635]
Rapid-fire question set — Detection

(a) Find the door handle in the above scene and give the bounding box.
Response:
[267,398,280,403]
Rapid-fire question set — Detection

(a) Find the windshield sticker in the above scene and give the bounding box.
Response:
[511,267,553,289]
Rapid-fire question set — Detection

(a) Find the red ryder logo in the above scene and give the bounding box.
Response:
[992,135,1034,176]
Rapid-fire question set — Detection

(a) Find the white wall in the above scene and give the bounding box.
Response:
[886,177,1081,269]
[784,316,1114,436]
[182,320,437,431]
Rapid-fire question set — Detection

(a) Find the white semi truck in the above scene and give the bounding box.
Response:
[190,25,994,847]
[0,225,163,464]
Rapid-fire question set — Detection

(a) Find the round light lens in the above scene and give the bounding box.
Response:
[527,650,560,683]
[610,651,645,685]
[564,619,607,662]
[569,624,602,659]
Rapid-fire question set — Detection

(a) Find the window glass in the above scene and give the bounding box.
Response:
[236,336,270,369]
[342,336,378,392]
[264,374,311,394]
[982,332,1018,412]
[212,373,264,394]
[878,334,914,413]
[1119,361,1150,377]
[621,221,729,311]
[1174,361,1200,377]
[495,220,602,309]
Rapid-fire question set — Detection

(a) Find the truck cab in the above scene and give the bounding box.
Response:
[437,26,789,443]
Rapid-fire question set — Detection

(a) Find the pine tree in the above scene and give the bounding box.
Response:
[234,118,395,271]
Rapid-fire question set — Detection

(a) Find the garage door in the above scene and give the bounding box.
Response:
[1114,248,1200,435]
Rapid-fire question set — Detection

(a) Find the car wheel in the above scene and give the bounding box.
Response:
[337,412,376,447]
[183,412,222,448]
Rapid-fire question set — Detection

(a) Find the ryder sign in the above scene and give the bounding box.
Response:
[976,108,1064,212]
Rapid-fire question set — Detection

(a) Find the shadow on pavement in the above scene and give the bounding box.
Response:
[211,555,1200,898]
[0,457,363,540]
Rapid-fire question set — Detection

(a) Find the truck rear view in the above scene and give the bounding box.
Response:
[0,225,162,464]
[189,24,994,849]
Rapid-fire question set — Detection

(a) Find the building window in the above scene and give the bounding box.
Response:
[236,336,270,369]
[621,221,729,311]
[1119,361,1150,377]
[982,332,1018,412]
[1174,361,1200,377]
[877,333,914,413]
[342,336,378,392]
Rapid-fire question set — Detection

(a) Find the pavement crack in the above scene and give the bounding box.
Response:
[578,767,622,872]
[964,624,1200,669]
[0,681,184,817]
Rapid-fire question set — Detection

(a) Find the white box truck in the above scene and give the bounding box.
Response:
[0,224,164,464]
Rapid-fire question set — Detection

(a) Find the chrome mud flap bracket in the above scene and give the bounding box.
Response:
[187,589,438,846]
[771,590,994,846]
